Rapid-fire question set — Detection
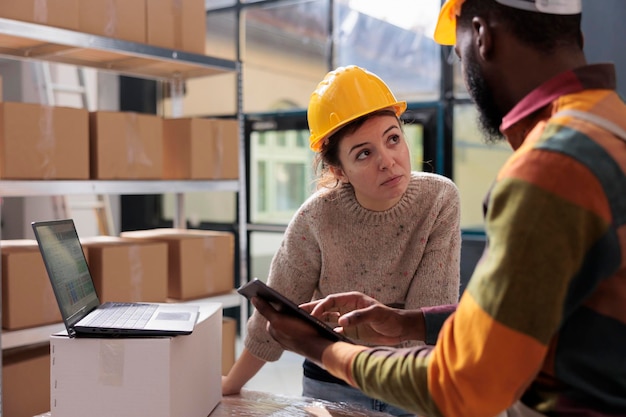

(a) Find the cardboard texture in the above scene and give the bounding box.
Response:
[81,236,168,303]
[163,117,240,180]
[0,102,89,179]
[0,0,80,30]
[89,111,163,179]
[50,302,222,417]
[222,317,236,376]
[146,0,206,53]
[2,344,51,417]
[79,0,146,43]
[1,240,62,330]
[120,228,235,300]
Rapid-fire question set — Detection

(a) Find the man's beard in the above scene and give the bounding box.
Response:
[464,54,505,144]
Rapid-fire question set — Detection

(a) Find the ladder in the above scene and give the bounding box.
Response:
[33,62,116,236]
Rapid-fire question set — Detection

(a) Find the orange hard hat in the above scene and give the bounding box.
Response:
[307,65,407,152]
[433,0,466,46]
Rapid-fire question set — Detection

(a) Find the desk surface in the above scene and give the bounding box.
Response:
[213,390,394,416]
[35,389,394,417]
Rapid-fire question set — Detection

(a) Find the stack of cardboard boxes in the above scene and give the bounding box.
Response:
[0,0,206,54]
[0,106,240,180]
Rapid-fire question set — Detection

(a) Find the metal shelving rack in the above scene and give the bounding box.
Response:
[0,16,247,411]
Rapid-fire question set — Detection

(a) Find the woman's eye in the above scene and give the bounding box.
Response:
[389,134,401,144]
[356,150,370,160]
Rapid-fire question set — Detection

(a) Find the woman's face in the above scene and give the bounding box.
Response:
[331,114,411,211]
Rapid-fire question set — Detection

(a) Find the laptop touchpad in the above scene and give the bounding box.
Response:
[156,312,191,321]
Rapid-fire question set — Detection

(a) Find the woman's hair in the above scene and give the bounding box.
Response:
[458,0,583,52]
[313,109,402,189]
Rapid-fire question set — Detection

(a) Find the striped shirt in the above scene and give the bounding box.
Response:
[324,64,626,417]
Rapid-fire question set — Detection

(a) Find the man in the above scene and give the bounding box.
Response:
[252,0,626,416]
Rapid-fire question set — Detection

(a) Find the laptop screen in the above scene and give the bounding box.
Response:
[33,219,100,329]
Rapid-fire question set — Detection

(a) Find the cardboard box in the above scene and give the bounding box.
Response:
[89,111,163,179]
[0,102,89,179]
[79,0,146,43]
[0,0,79,31]
[50,302,222,417]
[1,240,62,330]
[222,317,236,375]
[146,0,205,53]
[81,236,168,303]
[2,344,51,417]
[163,117,239,180]
[120,228,235,300]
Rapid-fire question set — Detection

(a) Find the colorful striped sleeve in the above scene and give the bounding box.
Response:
[340,118,616,416]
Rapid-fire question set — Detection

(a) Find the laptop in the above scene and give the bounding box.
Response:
[32,219,199,338]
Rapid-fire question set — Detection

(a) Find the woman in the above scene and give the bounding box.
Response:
[222,65,461,416]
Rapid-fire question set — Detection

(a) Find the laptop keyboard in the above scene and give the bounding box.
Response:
[86,303,158,329]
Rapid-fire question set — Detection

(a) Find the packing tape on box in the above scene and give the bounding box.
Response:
[34,0,48,24]
[128,244,143,301]
[203,238,216,291]
[125,113,153,177]
[38,105,57,179]
[105,0,117,37]
[211,123,226,178]
[99,339,125,387]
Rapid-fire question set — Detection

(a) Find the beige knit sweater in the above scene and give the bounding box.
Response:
[245,171,461,361]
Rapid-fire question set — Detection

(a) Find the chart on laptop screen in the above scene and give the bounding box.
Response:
[36,222,99,317]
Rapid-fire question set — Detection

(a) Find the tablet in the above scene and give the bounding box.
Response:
[237,278,353,344]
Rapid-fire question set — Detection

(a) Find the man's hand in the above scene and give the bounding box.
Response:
[301,291,425,345]
[251,297,334,367]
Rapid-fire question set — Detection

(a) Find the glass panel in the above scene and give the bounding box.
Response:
[242,0,330,113]
[250,232,285,283]
[162,192,237,225]
[404,123,425,171]
[250,127,315,224]
[451,52,471,99]
[205,0,236,10]
[275,162,306,211]
[453,104,512,231]
[206,10,237,61]
[257,161,267,213]
[334,0,442,102]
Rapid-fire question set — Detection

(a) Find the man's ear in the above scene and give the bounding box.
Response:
[472,16,493,60]
[329,165,348,184]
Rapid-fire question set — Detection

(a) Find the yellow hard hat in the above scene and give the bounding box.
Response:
[433,0,466,46]
[308,65,407,152]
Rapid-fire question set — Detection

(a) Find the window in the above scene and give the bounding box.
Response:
[249,114,315,224]
[453,104,512,230]
[334,0,442,101]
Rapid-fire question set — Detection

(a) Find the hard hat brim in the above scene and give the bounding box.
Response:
[310,101,407,153]
[433,0,462,46]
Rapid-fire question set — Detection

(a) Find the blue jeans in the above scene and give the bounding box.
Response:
[302,376,416,417]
